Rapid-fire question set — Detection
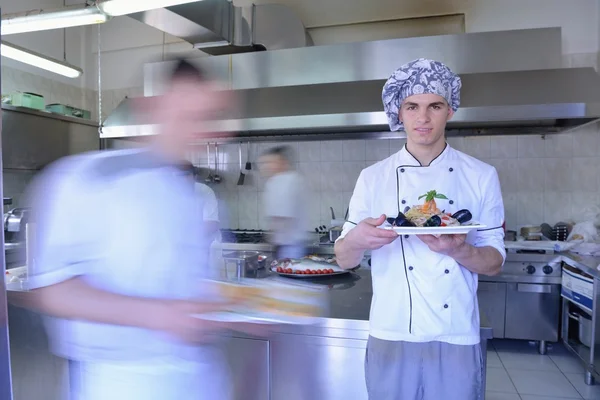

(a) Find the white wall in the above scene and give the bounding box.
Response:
[198,122,600,232]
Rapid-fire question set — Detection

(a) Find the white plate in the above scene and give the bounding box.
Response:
[381,222,486,235]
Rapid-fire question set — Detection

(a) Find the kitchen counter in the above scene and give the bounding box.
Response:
[4,266,492,400]
[259,268,492,339]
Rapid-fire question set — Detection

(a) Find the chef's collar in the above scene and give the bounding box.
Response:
[397,142,452,167]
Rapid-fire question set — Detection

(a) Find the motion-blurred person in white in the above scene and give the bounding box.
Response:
[25,60,235,400]
[258,146,309,259]
[178,161,224,275]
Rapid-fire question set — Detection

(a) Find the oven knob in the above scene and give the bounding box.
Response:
[525,265,536,274]
[543,265,553,275]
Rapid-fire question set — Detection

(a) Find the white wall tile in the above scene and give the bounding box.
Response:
[320,141,343,161]
[297,142,321,162]
[238,191,258,222]
[366,140,390,161]
[298,163,322,192]
[189,131,600,231]
[463,136,491,159]
[544,158,572,192]
[517,159,545,191]
[446,137,464,152]
[490,136,518,159]
[320,192,344,224]
[320,162,345,192]
[570,192,600,223]
[489,159,519,193]
[572,123,599,157]
[517,192,545,226]
[342,161,365,191]
[502,193,518,231]
[544,192,572,225]
[570,157,598,192]
[518,136,546,158]
[545,133,573,158]
[342,140,366,161]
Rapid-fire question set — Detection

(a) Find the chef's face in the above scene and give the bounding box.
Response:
[399,93,454,148]
[148,77,231,160]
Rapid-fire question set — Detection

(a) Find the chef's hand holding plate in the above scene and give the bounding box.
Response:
[417,233,467,257]
[345,214,399,250]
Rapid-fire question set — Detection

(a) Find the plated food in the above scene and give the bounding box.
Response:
[381,190,485,235]
[210,279,327,321]
[386,190,473,228]
[270,256,350,278]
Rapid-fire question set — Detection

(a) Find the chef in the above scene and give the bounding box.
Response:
[23,59,235,400]
[335,58,506,400]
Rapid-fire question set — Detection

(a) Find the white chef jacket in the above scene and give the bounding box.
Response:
[262,170,310,246]
[194,182,224,275]
[339,144,506,345]
[26,149,230,399]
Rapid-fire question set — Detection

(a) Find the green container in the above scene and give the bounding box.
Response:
[10,92,45,110]
[46,103,91,120]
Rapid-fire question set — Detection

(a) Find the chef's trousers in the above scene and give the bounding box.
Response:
[365,336,483,400]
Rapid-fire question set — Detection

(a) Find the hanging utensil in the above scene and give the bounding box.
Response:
[244,141,252,171]
[213,143,222,183]
[237,142,245,185]
[205,143,213,183]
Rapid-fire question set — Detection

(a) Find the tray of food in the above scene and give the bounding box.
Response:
[380,190,486,235]
[270,255,351,278]
[195,278,328,325]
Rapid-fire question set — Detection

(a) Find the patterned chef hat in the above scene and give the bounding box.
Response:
[382,58,462,131]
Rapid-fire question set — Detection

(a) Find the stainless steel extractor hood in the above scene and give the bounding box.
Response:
[102,27,600,140]
[128,0,312,55]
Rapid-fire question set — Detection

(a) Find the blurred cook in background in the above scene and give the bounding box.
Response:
[24,59,236,400]
[258,146,310,260]
[178,160,224,276]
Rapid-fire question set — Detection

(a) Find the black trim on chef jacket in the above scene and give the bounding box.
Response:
[393,142,504,334]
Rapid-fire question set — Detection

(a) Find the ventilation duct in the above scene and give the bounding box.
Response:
[128,0,313,55]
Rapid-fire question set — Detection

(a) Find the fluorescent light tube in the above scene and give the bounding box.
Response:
[1,42,83,79]
[2,6,108,35]
[98,0,200,17]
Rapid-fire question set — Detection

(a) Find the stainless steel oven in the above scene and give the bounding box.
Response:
[478,252,562,354]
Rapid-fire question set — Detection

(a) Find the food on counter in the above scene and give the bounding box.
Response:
[213,279,326,318]
[388,190,473,228]
[305,255,336,264]
[275,267,335,275]
[270,256,343,276]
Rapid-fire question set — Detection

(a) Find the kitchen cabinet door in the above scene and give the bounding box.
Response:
[477,282,507,338]
[270,334,368,400]
[223,337,270,400]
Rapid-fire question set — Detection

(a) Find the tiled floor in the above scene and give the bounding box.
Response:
[486,339,600,399]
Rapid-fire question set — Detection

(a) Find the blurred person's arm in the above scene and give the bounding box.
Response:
[29,278,227,336]
[25,159,231,341]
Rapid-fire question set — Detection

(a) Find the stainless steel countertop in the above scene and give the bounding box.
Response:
[220,241,600,280]
[256,268,493,339]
